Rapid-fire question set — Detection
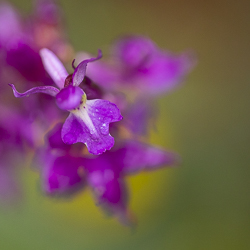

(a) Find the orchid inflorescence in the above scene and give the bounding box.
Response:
[0,0,196,224]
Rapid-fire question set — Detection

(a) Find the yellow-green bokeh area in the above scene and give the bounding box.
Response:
[1,0,250,249]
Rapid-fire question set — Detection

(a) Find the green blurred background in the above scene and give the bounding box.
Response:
[1,0,250,249]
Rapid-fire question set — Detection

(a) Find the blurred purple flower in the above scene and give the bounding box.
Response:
[37,123,179,224]
[10,48,123,155]
[0,0,195,223]
[36,123,85,195]
[75,36,196,137]
[0,2,50,83]
[0,1,71,85]
[83,35,196,96]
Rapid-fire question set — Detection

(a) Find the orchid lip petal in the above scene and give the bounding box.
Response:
[8,83,59,97]
[39,48,68,89]
[62,98,122,155]
[72,49,102,87]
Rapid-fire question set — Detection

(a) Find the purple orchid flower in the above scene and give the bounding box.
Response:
[82,35,196,96]
[35,123,85,195]
[76,36,196,137]
[84,140,179,224]
[37,123,179,224]
[9,48,123,155]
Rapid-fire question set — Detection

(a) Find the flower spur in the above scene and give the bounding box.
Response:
[9,48,122,155]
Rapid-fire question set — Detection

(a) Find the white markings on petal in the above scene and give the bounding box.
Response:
[63,94,122,155]
[70,96,98,139]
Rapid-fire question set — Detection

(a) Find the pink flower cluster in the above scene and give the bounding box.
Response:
[0,0,196,224]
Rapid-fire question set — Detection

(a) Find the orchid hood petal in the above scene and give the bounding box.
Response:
[62,98,123,155]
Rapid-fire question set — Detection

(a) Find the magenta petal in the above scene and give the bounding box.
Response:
[88,170,127,208]
[61,113,114,155]
[124,98,156,136]
[39,48,68,89]
[72,49,102,87]
[62,99,122,155]
[85,60,121,89]
[135,50,197,95]
[56,85,84,110]
[9,83,59,97]
[0,3,21,47]
[42,154,85,194]
[45,123,71,151]
[6,43,50,83]
[89,173,131,225]
[112,35,156,68]
[119,140,180,174]
[98,178,125,205]
[84,157,128,222]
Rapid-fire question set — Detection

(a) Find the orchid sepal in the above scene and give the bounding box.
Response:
[8,83,60,97]
[72,49,102,87]
[39,48,68,89]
